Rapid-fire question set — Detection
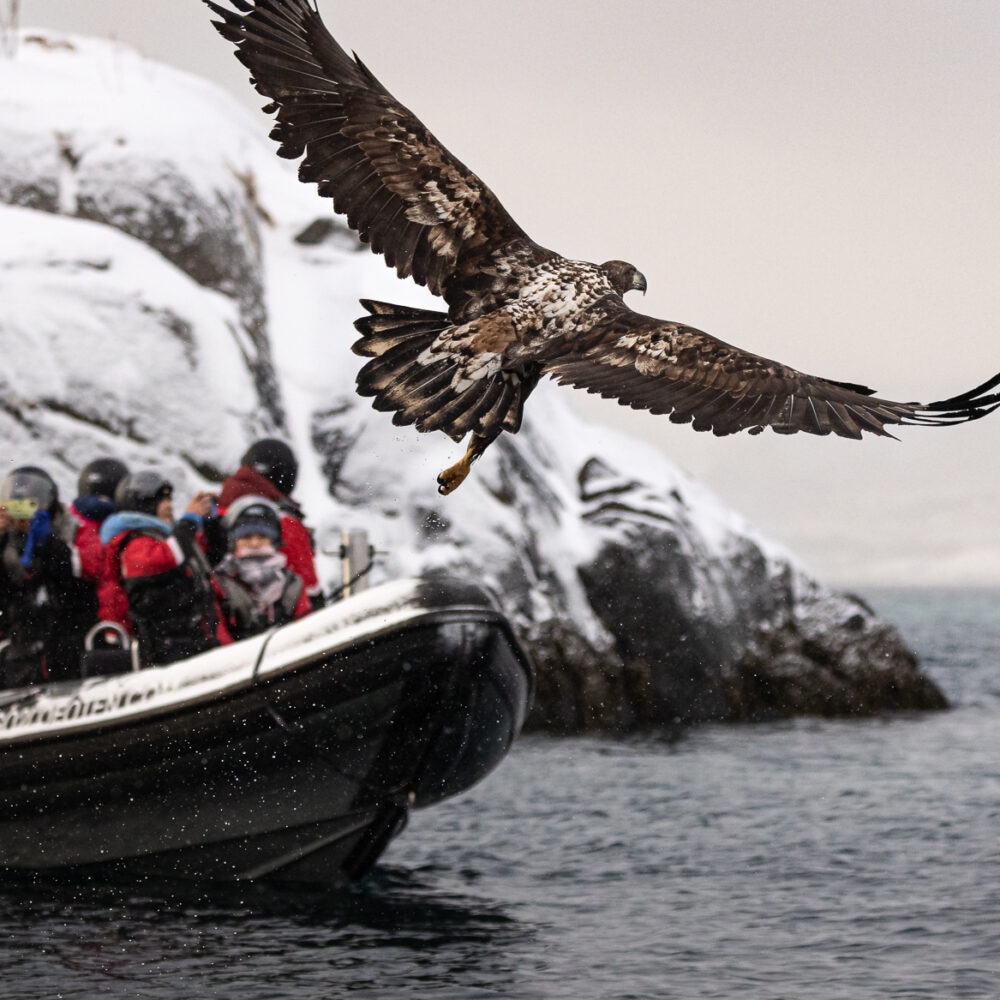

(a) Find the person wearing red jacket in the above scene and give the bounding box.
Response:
[100,471,231,665]
[217,439,324,608]
[68,457,129,591]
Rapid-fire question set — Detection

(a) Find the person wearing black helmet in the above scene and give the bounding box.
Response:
[217,439,324,608]
[99,471,231,665]
[0,466,98,687]
[77,458,131,507]
[214,496,311,641]
[240,439,298,497]
[68,457,129,588]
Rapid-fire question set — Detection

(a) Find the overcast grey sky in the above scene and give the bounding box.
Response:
[14,1,1000,586]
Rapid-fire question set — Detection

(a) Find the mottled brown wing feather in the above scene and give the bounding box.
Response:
[205,0,546,299]
[538,304,1000,438]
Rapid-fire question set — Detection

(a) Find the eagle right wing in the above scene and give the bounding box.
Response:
[539,304,1000,438]
[205,0,548,299]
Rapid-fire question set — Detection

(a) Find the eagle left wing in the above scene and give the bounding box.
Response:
[538,305,1000,438]
[205,0,551,300]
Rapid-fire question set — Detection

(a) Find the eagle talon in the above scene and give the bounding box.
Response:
[437,439,483,495]
[437,460,471,496]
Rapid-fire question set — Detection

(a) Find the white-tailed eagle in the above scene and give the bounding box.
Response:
[206,0,1000,494]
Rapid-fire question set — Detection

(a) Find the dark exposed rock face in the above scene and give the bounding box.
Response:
[511,457,946,732]
[0,33,947,734]
[726,593,947,719]
[523,568,946,732]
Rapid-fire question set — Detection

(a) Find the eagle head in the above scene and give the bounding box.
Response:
[602,260,647,297]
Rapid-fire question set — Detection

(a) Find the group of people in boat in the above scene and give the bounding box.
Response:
[0,439,324,689]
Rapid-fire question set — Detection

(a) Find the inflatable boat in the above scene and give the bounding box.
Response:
[0,576,533,885]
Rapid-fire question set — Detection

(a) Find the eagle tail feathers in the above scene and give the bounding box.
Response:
[352,299,526,445]
[353,298,451,356]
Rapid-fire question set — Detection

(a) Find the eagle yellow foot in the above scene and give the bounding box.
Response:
[437,456,472,495]
[437,434,493,495]
[437,443,479,495]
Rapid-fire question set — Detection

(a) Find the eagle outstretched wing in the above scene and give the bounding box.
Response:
[538,304,1000,438]
[204,0,549,301]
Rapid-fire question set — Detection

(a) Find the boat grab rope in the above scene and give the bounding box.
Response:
[247,625,413,809]
[261,699,413,809]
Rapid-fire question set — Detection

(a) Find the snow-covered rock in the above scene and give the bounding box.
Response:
[0,31,944,730]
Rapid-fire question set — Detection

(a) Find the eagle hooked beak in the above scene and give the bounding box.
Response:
[632,270,648,295]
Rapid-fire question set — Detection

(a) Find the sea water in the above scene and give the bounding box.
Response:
[2,588,998,999]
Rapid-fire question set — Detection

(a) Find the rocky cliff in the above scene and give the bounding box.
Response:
[0,32,945,730]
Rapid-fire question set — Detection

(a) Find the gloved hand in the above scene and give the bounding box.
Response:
[19,509,52,568]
